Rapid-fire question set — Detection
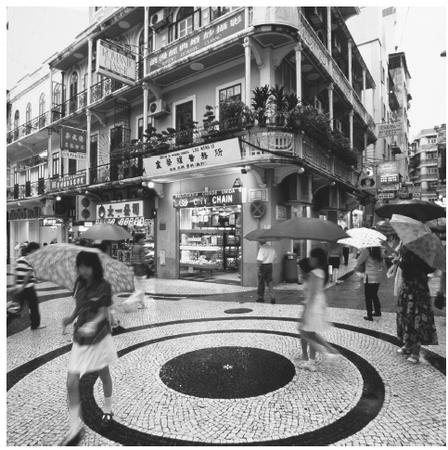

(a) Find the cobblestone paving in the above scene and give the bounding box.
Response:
[7,283,446,446]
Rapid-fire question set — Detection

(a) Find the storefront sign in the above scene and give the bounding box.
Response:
[144,138,242,178]
[275,205,288,221]
[248,189,268,202]
[96,39,137,85]
[377,161,399,175]
[96,200,144,219]
[379,183,400,191]
[50,173,86,191]
[377,121,403,138]
[62,150,86,160]
[173,188,242,208]
[378,192,396,200]
[147,10,245,73]
[380,174,399,184]
[9,207,41,220]
[60,126,86,152]
[42,218,63,226]
[96,217,148,226]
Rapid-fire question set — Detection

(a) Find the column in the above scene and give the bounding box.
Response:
[87,39,92,105]
[243,37,251,105]
[86,109,91,185]
[144,7,149,78]
[294,41,303,100]
[143,82,149,140]
[362,68,366,104]
[348,39,353,85]
[328,83,334,130]
[47,129,52,178]
[349,109,354,149]
[327,7,332,55]
[363,131,368,166]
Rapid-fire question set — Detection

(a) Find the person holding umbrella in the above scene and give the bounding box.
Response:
[256,240,277,304]
[60,251,118,445]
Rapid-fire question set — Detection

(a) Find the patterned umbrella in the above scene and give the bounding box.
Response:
[256,218,348,242]
[27,244,134,294]
[338,237,383,249]
[390,214,446,271]
[81,223,132,241]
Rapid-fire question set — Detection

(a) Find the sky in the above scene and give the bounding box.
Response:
[5,4,447,141]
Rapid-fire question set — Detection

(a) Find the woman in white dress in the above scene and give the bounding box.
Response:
[298,248,339,372]
[60,251,118,445]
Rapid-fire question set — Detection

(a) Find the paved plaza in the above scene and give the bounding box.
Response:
[7,269,446,446]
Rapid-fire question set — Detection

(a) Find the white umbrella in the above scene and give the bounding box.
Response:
[346,227,387,242]
[338,236,383,249]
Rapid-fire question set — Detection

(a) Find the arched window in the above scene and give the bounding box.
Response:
[169,7,195,42]
[26,103,32,134]
[138,27,154,78]
[69,71,78,113]
[39,93,46,128]
[14,110,19,140]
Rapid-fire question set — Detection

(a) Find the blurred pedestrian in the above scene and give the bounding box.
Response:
[355,247,386,321]
[327,241,343,283]
[256,240,276,304]
[14,242,45,330]
[396,247,438,364]
[342,228,350,266]
[60,251,118,445]
[129,234,147,309]
[297,248,339,371]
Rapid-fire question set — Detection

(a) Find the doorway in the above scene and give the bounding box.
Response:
[175,100,193,146]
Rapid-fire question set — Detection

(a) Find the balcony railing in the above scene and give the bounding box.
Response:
[90,78,124,104]
[7,178,48,201]
[90,158,144,185]
[7,112,50,144]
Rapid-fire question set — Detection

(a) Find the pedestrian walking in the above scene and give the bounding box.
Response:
[297,248,339,371]
[396,246,438,364]
[128,234,147,309]
[14,242,45,330]
[60,251,118,445]
[354,247,386,321]
[342,228,350,266]
[327,241,343,283]
[256,240,276,304]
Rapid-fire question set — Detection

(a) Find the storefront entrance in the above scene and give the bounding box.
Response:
[175,188,242,285]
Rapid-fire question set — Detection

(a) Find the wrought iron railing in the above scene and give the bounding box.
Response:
[7,179,47,201]
[7,112,50,144]
[90,78,124,104]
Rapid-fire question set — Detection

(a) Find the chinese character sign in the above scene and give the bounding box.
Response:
[60,126,86,152]
[143,138,242,178]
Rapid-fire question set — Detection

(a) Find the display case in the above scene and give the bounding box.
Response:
[179,230,224,271]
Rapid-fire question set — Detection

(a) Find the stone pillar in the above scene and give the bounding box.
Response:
[143,82,149,139]
[87,39,92,105]
[295,41,303,100]
[144,6,149,77]
[47,129,52,178]
[328,83,334,130]
[348,39,353,85]
[349,109,354,149]
[327,7,332,55]
[243,37,252,105]
[86,109,91,185]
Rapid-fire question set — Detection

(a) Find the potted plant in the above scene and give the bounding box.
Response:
[251,85,271,127]
[269,85,287,127]
[285,94,301,130]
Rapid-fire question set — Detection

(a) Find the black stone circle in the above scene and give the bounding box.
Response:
[224,308,253,314]
[160,346,295,399]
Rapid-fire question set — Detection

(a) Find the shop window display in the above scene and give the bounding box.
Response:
[179,205,242,281]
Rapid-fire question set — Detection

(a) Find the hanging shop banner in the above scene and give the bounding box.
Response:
[50,173,86,191]
[173,188,242,208]
[96,39,137,85]
[60,126,87,152]
[378,192,396,200]
[377,121,403,139]
[96,217,150,226]
[147,9,245,73]
[62,150,86,160]
[144,138,242,178]
[96,200,144,220]
[380,174,400,184]
[377,161,399,175]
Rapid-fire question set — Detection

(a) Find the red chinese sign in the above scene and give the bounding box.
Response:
[60,126,86,152]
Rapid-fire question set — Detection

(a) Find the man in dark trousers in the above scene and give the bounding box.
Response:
[15,242,46,330]
[256,240,277,304]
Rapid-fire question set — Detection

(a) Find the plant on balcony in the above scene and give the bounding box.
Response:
[284,94,301,130]
[251,85,271,127]
[297,104,332,146]
[331,129,358,166]
[220,100,254,132]
[269,85,288,127]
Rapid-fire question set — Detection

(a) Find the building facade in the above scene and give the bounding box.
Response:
[7,6,377,285]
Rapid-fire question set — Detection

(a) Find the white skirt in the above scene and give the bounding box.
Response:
[68,333,118,376]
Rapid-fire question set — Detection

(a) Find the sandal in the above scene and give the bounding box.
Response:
[407,355,419,364]
[101,412,114,427]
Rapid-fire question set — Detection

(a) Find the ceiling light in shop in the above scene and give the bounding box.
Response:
[118,20,130,29]
[190,62,204,71]
[306,73,320,81]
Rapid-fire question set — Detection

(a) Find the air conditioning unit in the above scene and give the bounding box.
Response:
[76,195,96,222]
[148,99,170,117]
[150,9,168,30]
[334,119,342,132]
[310,7,324,26]
[314,97,323,114]
[333,35,342,54]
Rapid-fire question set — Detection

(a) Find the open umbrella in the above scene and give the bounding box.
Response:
[375,200,445,222]
[375,220,395,236]
[27,243,134,294]
[81,223,132,241]
[346,227,387,242]
[389,214,446,271]
[254,217,348,242]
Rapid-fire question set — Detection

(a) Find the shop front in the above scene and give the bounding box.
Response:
[174,188,242,284]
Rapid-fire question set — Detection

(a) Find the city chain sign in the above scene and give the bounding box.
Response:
[96,39,137,85]
[147,10,245,73]
[173,188,242,208]
[144,138,242,178]
[377,121,403,138]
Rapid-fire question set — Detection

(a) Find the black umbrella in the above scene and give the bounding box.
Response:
[375,200,445,222]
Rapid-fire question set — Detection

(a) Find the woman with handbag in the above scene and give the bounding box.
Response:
[60,251,118,445]
[354,247,386,321]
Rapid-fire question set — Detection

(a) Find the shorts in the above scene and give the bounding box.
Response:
[328,257,341,269]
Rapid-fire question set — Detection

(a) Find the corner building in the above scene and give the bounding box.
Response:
[7,7,377,286]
